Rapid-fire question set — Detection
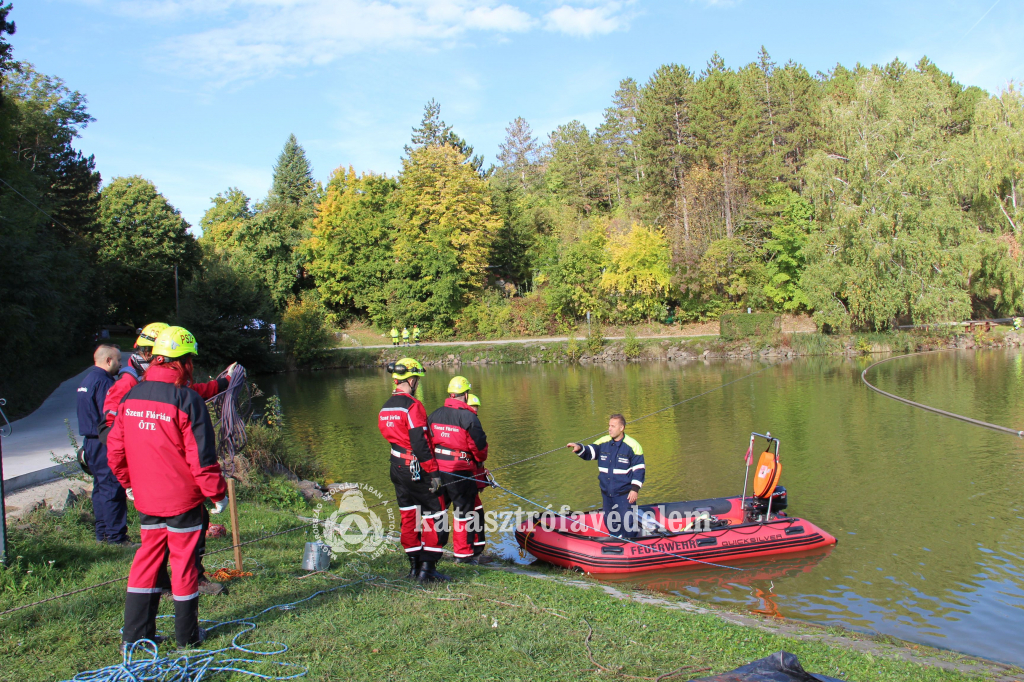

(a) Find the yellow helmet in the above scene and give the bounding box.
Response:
[447,376,471,394]
[135,322,169,349]
[152,326,199,358]
[467,394,480,407]
[388,357,425,380]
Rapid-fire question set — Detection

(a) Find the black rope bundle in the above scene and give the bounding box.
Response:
[209,365,251,477]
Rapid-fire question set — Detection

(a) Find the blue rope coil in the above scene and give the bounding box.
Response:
[65,580,364,682]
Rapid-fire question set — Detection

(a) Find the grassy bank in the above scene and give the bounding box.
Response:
[302,327,1019,371]
[0,494,1012,681]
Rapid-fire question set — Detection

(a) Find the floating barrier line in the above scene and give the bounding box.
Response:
[861,350,1024,438]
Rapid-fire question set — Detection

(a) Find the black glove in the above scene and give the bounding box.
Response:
[428,476,443,494]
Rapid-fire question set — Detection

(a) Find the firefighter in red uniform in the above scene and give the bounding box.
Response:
[378,358,449,583]
[107,326,228,649]
[102,322,239,432]
[466,394,489,561]
[101,321,239,597]
[428,377,488,565]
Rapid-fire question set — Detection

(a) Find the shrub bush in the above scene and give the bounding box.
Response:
[623,329,643,359]
[281,296,332,366]
[719,312,781,340]
[585,324,605,355]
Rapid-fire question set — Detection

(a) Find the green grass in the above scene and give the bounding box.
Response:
[0,497,1001,682]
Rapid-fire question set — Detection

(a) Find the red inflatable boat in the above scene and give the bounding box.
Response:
[514,432,836,574]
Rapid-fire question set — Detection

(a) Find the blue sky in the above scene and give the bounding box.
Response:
[14,0,1024,230]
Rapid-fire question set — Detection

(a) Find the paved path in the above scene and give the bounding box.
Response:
[339,333,718,351]
[2,352,129,491]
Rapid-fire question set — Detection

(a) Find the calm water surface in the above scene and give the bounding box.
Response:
[256,350,1024,666]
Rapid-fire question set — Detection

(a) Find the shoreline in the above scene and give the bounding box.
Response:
[290,329,1024,371]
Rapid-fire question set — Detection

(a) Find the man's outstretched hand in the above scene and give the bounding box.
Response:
[566,443,582,454]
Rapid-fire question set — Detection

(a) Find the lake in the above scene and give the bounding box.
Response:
[255,350,1024,666]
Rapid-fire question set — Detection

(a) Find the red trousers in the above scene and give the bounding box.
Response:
[390,459,448,561]
[124,505,204,646]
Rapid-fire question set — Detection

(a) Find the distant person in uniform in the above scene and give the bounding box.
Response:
[77,344,128,544]
[567,414,646,538]
[390,327,400,346]
[402,327,411,346]
[413,325,421,345]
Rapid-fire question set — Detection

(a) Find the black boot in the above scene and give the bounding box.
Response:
[416,560,450,584]
[406,556,421,579]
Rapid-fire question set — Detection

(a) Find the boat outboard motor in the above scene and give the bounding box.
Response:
[743,486,788,517]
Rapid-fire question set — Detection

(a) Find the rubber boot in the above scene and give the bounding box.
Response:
[416,560,450,584]
[406,556,421,579]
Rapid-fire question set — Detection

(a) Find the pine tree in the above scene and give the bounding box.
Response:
[597,78,644,204]
[270,134,313,206]
[496,116,539,189]
[405,99,486,174]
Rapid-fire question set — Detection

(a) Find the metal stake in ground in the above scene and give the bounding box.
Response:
[0,397,10,566]
[227,478,243,571]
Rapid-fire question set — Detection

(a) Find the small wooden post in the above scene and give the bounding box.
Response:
[227,478,243,571]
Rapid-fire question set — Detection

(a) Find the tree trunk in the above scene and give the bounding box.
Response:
[723,153,733,238]
[683,194,690,246]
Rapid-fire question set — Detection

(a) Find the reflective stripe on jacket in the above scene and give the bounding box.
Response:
[427,397,488,473]
[379,390,437,473]
[576,434,645,496]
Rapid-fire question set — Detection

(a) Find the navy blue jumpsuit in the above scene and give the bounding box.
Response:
[574,434,646,538]
[77,365,128,543]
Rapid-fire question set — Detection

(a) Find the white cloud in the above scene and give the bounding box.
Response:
[543,2,629,38]
[77,1,541,82]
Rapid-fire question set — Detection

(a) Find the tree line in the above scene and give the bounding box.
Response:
[4,0,1024,389]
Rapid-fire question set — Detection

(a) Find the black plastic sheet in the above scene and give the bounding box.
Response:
[689,651,844,682]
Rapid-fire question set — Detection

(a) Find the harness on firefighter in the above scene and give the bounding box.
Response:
[434,447,474,462]
[409,458,422,482]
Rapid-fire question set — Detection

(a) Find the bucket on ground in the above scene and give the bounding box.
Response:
[301,541,331,571]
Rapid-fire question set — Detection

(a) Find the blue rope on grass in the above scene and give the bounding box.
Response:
[65,580,365,682]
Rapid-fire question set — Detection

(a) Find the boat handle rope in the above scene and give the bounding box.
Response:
[861,350,1024,437]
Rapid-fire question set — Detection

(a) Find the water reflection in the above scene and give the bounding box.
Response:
[256,350,1024,665]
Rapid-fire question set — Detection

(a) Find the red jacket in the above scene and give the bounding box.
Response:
[427,397,488,473]
[378,390,437,473]
[107,364,226,517]
[104,368,227,428]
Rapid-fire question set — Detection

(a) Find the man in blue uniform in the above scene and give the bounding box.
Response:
[567,414,645,538]
[77,344,129,544]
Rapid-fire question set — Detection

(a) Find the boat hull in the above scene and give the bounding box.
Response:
[513,496,836,575]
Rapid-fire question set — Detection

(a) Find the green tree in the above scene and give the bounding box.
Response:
[597,78,644,205]
[389,144,499,333]
[600,223,672,322]
[306,166,398,325]
[546,120,610,214]
[270,134,313,206]
[544,228,607,321]
[97,176,199,324]
[801,61,979,331]
[178,261,274,370]
[280,295,332,366]
[496,116,540,189]
[406,99,485,174]
[639,64,696,229]
[758,186,814,311]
